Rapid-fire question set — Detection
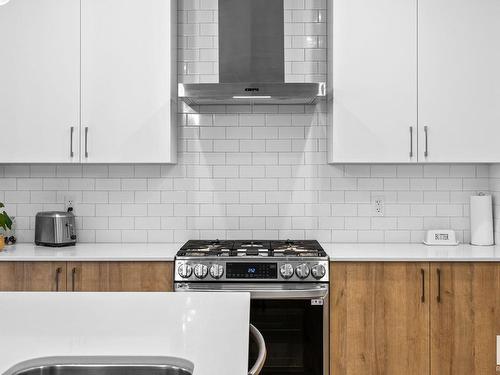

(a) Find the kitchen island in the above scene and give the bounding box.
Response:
[0,292,250,375]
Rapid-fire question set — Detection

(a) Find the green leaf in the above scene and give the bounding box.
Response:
[0,211,12,231]
[0,202,4,208]
[4,212,12,230]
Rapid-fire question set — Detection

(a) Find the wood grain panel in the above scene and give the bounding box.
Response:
[430,263,500,375]
[0,262,67,291]
[331,262,430,375]
[68,262,173,292]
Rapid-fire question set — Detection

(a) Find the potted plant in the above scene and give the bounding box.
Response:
[0,202,12,251]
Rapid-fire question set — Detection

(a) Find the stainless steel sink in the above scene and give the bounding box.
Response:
[2,357,194,375]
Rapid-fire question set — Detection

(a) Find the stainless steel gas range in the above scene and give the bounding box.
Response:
[174,240,329,375]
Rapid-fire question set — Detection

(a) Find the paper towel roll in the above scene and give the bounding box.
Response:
[470,194,494,246]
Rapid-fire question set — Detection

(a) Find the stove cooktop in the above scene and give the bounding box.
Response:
[177,239,327,258]
[175,240,329,282]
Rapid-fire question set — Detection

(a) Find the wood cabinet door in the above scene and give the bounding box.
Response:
[328,0,417,163]
[0,0,80,163]
[68,262,173,292]
[331,262,430,375]
[418,0,500,162]
[81,0,177,163]
[0,262,67,291]
[430,263,500,374]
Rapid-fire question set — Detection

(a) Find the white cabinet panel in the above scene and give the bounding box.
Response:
[418,0,500,163]
[81,0,177,163]
[0,0,80,163]
[329,0,417,163]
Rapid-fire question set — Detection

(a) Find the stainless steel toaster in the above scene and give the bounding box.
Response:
[35,211,77,247]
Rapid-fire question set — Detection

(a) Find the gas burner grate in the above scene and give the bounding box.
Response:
[177,239,326,258]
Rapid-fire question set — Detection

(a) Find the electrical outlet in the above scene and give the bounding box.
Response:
[374,197,384,216]
[64,195,76,212]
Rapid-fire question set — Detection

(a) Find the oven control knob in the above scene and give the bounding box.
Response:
[280,264,294,279]
[295,263,310,279]
[210,264,224,279]
[311,264,326,279]
[194,264,208,279]
[178,263,193,278]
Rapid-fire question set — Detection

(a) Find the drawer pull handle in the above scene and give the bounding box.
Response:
[409,126,413,158]
[71,267,77,292]
[424,126,429,157]
[84,127,89,158]
[55,267,62,292]
[420,268,425,303]
[70,126,74,157]
[437,268,442,303]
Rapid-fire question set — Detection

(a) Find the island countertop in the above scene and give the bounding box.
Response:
[0,292,250,375]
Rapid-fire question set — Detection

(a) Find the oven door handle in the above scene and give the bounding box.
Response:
[248,324,266,375]
[174,283,329,299]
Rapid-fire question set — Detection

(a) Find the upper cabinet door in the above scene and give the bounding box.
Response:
[81,0,177,163]
[419,0,500,162]
[328,0,417,163]
[0,0,80,163]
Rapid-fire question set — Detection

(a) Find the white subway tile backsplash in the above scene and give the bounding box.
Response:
[5,191,30,203]
[5,165,30,177]
[411,205,437,217]
[109,165,135,178]
[0,178,17,190]
[122,204,148,217]
[30,165,56,178]
[30,191,57,204]
[0,3,492,244]
[410,178,437,191]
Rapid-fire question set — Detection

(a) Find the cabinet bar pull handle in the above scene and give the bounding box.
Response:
[437,268,441,303]
[409,126,413,158]
[71,267,77,292]
[70,126,74,157]
[420,268,425,302]
[55,267,62,292]
[424,126,429,157]
[84,127,89,158]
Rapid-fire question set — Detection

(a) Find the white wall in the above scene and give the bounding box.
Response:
[0,0,491,244]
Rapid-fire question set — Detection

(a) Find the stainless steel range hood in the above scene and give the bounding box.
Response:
[178,0,326,105]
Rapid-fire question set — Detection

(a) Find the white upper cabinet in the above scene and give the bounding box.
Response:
[418,0,500,163]
[0,0,80,163]
[0,0,176,164]
[329,0,500,163]
[328,0,417,163]
[81,0,177,163]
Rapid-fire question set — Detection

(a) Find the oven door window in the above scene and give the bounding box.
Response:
[249,299,324,375]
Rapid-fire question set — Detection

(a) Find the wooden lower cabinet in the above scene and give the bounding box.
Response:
[0,261,173,292]
[0,262,67,291]
[430,262,500,375]
[330,262,500,375]
[68,262,173,292]
[330,262,430,375]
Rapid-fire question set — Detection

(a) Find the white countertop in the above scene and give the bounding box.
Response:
[2,242,500,262]
[0,243,180,261]
[0,292,250,375]
[324,243,500,262]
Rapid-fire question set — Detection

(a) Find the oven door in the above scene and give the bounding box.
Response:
[175,283,329,375]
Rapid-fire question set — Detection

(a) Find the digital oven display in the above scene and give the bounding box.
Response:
[226,263,278,279]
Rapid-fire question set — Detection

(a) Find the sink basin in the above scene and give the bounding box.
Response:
[2,357,194,375]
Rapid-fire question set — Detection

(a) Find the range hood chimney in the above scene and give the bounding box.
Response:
[178,0,326,105]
